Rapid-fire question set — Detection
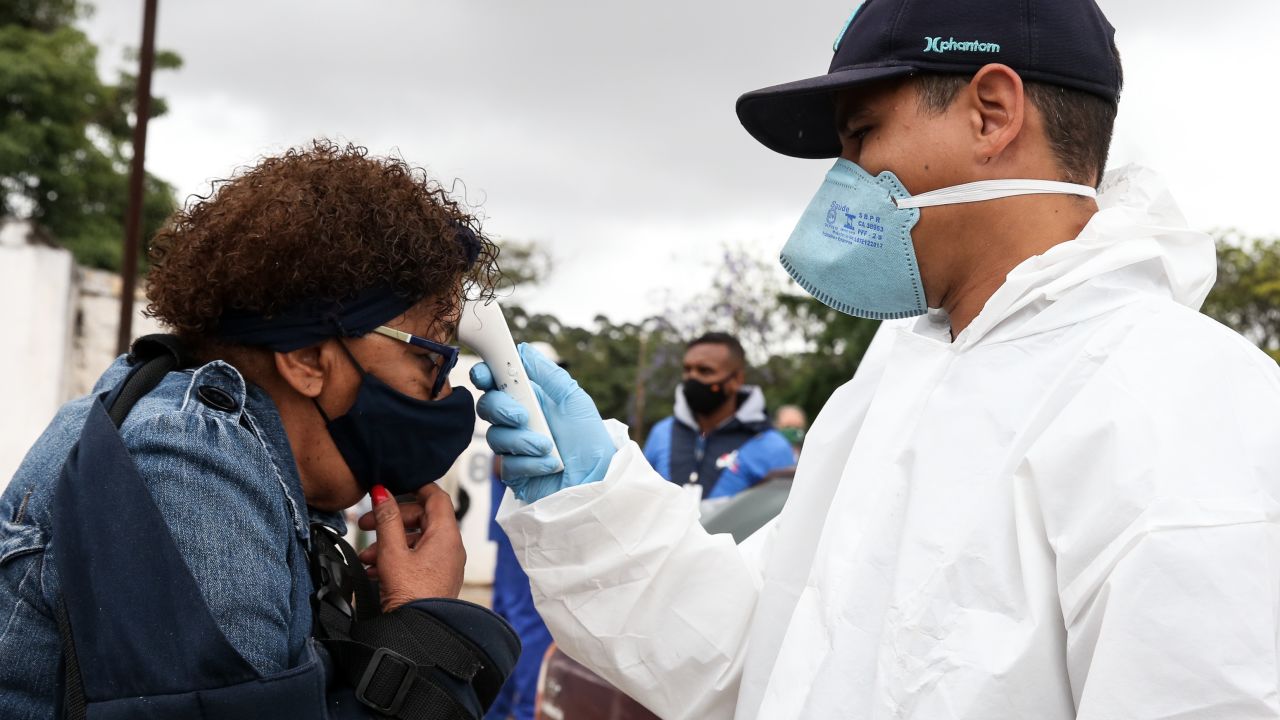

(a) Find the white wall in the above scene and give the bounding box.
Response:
[0,221,76,488]
[0,220,163,490]
[67,268,164,398]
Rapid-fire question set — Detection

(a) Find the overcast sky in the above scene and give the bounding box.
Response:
[84,0,1280,326]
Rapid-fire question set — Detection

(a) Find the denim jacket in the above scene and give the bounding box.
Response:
[0,356,334,719]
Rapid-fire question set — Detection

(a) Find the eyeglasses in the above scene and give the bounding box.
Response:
[370,325,460,399]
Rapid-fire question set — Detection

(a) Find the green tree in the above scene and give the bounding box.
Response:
[492,240,884,440]
[490,230,1280,450]
[501,303,686,441]
[658,244,882,422]
[0,0,180,270]
[1202,231,1280,362]
[487,239,687,440]
[764,295,880,422]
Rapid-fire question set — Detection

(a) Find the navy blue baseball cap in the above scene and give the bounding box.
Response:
[736,0,1122,159]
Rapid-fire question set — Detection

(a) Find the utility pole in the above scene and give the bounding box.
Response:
[117,0,159,355]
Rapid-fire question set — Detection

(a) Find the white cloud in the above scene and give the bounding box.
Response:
[82,0,1280,325]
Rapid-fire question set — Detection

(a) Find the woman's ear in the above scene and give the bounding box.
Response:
[964,63,1025,164]
[274,343,329,399]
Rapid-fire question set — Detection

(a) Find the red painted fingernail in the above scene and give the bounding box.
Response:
[371,485,392,506]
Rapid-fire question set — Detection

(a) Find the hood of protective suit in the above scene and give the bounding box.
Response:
[947,164,1216,348]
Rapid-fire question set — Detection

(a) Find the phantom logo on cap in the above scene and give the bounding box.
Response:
[833,2,865,51]
[923,36,1002,53]
[738,0,1122,158]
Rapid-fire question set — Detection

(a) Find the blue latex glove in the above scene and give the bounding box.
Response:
[470,343,616,503]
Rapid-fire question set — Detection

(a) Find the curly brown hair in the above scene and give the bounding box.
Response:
[145,140,500,347]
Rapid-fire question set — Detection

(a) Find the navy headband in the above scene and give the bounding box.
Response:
[456,224,481,268]
[215,286,416,352]
[213,223,482,352]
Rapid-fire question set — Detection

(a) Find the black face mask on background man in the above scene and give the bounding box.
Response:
[683,376,733,416]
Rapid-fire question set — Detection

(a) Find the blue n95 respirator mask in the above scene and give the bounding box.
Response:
[780,159,1097,320]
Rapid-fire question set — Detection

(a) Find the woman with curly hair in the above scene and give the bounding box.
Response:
[0,141,519,719]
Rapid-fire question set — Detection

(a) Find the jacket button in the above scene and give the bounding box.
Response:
[197,385,238,412]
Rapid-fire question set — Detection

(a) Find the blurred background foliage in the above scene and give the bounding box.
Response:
[1202,230,1280,363]
[492,240,882,441]
[0,0,179,270]
[495,233,1280,444]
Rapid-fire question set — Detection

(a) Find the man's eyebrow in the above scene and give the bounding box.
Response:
[836,105,872,129]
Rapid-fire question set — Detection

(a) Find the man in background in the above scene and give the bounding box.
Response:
[642,332,794,500]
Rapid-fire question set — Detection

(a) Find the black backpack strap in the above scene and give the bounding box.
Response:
[56,603,87,720]
[105,334,192,428]
[309,521,383,653]
[323,605,516,719]
[308,526,518,719]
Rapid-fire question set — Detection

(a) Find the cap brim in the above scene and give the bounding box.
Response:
[735,65,915,159]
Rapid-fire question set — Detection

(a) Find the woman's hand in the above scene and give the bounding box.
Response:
[356,483,465,611]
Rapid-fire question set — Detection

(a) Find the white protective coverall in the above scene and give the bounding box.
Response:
[497,166,1280,720]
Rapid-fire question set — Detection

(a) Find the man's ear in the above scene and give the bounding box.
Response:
[964,63,1025,164]
[274,343,330,399]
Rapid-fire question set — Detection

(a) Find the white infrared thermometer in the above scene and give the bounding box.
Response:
[457,299,565,474]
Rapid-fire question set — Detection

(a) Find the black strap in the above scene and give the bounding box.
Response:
[350,610,484,684]
[329,640,472,719]
[309,528,501,719]
[310,523,381,635]
[56,603,87,720]
[326,606,495,720]
[330,527,381,623]
[107,334,191,428]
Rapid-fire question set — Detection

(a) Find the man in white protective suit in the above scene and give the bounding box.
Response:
[469,0,1280,717]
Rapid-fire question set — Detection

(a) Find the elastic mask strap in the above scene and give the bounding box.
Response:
[893,179,1097,210]
[334,339,368,375]
[313,339,367,424]
[313,398,333,424]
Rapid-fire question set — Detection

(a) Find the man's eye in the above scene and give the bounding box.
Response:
[847,125,872,141]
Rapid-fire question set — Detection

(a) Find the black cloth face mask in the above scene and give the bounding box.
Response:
[682,375,734,416]
[316,345,476,495]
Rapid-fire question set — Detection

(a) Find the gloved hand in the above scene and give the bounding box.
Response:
[470,343,616,503]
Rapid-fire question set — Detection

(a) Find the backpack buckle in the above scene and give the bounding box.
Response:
[356,647,416,715]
